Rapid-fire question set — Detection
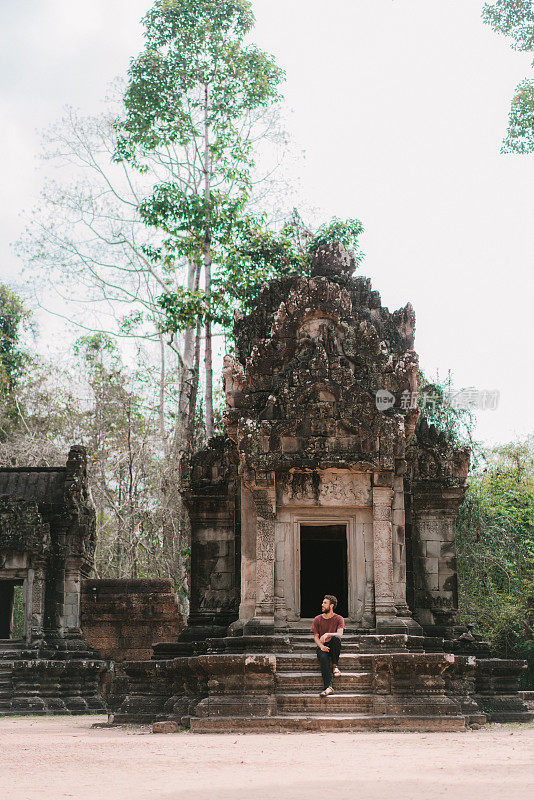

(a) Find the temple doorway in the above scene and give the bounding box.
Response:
[300,524,348,618]
[0,580,24,639]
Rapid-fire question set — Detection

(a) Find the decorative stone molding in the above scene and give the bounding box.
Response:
[278,469,372,507]
[243,471,277,633]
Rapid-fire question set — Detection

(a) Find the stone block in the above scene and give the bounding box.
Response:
[426,540,440,558]
[153,721,180,734]
[393,476,404,493]
[418,522,441,542]
[426,573,439,591]
[425,557,439,574]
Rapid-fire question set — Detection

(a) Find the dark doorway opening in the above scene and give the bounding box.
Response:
[0,581,23,639]
[300,525,348,618]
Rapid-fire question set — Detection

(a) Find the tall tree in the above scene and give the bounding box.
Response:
[0,284,32,437]
[18,107,205,456]
[482,1,534,152]
[116,0,284,437]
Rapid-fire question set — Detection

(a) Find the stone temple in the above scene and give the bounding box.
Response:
[0,447,106,715]
[112,243,532,731]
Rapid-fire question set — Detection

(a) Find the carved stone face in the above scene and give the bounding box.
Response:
[298,318,342,353]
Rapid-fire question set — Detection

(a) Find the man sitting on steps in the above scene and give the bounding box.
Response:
[312,595,345,698]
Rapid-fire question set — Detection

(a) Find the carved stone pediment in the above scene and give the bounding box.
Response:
[0,498,50,556]
[224,244,419,474]
[278,469,372,507]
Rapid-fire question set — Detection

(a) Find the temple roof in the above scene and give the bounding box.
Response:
[0,468,66,509]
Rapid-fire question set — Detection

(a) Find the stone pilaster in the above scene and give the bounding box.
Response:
[60,558,80,636]
[243,471,276,634]
[372,482,398,632]
[372,477,421,634]
[391,476,422,634]
[411,484,465,632]
[28,563,46,643]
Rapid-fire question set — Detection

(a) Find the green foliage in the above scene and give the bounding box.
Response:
[211,215,309,325]
[482,1,534,153]
[418,370,479,451]
[482,1,534,51]
[115,0,283,185]
[138,184,245,264]
[502,78,534,153]
[156,214,366,334]
[11,586,25,639]
[157,286,208,332]
[307,217,365,261]
[457,436,534,686]
[0,285,32,433]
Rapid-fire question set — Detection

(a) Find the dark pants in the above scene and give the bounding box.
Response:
[316,636,342,690]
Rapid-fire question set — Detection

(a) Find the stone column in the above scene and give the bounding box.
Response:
[62,557,82,636]
[28,563,46,644]
[372,483,399,632]
[237,482,257,624]
[243,470,276,635]
[391,476,422,634]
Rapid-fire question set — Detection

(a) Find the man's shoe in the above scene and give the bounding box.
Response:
[319,686,334,698]
[333,666,341,677]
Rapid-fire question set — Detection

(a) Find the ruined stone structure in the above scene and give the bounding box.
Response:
[112,244,532,732]
[81,579,184,663]
[0,447,106,715]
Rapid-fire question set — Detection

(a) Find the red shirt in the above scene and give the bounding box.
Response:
[311,613,345,638]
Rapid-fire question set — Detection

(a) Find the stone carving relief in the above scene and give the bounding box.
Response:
[279,470,371,507]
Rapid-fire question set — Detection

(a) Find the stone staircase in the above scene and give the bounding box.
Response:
[274,633,375,722]
[0,662,13,715]
[274,651,374,722]
[113,629,532,732]
[0,638,36,660]
[188,631,467,732]
[0,638,108,717]
[0,640,22,716]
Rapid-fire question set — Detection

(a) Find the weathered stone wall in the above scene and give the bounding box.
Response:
[81,579,184,662]
[406,417,470,632]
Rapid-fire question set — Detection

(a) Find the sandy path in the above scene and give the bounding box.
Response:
[0,716,532,800]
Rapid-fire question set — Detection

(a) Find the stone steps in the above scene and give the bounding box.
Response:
[288,642,377,655]
[277,691,373,714]
[189,714,466,733]
[275,653,374,671]
[0,640,27,660]
[286,635,424,654]
[0,664,13,710]
[275,670,373,692]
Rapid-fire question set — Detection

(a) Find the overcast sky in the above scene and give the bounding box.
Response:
[1,0,533,445]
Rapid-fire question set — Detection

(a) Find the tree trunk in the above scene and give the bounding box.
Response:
[158,333,170,459]
[175,257,202,455]
[203,82,214,439]
[187,322,202,445]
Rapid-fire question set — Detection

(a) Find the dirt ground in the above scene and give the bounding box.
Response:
[0,716,532,800]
